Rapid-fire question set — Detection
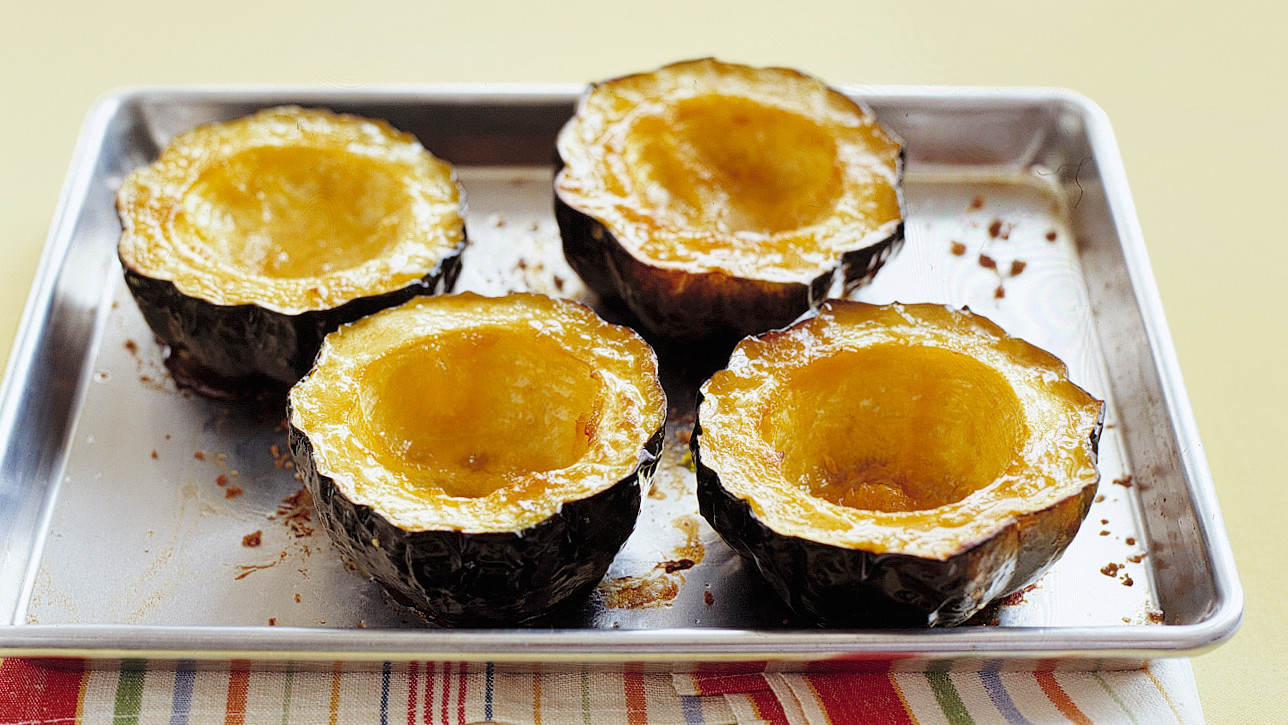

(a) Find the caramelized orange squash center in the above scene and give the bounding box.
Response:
[357,329,599,499]
[289,292,667,533]
[768,344,1024,512]
[181,146,410,279]
[623,95,843,235]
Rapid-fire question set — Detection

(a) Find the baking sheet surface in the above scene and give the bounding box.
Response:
[0,87,1241,666]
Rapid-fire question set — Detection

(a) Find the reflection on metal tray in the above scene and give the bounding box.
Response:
[0,86,1241,670]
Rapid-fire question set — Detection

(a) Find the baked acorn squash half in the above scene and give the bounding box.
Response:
[554,58,904,347]
[692,301,1104,627]
[117,106,466,398]
[287,292,667,625]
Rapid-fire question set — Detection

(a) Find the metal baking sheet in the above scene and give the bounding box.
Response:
[0,86,1242,670]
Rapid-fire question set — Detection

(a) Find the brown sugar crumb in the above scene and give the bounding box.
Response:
[1100,562,1121,577]
[997,583,1038,607]
[151,450,159,460]
[662,559,696,574]
[242,530,263,547]
[599,573,681,610]
[271,443,293,469]
[704,590,715,606]
[216,474,228,487]
[124,339,138,354]
[1045,230,1058,242]
[1125,537,1137,546]
[277,488,316,538]
[1099,530,1110,536]
[1147,609,1165,624]
[1113,475,1134,488]
[970,195,985,210]
[1122,575,1134,587]
[978,254,998,270]
[987,219,1011,240]
[993,285,1006,299]
[225,484,243,499]
[295,593,302,604]
[950,240,968,256]
[1095,494,1106,503]
[269,618,277,626]
[1128,553,1146,564]
[1100,519,1109,525]
[1009,260,1027,276]
[194,451,206,461]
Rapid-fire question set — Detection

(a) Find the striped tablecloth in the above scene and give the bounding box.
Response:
[0,658,1203,724]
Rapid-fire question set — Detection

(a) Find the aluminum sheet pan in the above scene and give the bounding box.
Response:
[0,86,1242,670]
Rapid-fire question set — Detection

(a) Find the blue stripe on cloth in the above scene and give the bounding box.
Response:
[380,662,391,725]
[979,670,1031,725]
[169,660,195,725]
[680,694,706,724]
[485,662,494,721]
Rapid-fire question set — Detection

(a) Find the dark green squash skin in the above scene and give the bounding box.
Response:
[554,151,905,350]
[288,417,665,627]
[691,403,1100,628]
[120,245,463,399]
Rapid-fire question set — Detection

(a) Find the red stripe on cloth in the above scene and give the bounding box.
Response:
[407,662,420,725]
[804,673,916,725]
[1035,671,1092,725]
[692,661,769,675]
[688,672,773,695]
[224,662,251,725]
[0,659,86,723]
[624,664,648,725]
[439,662,452,725]
[427,664,437,725]
[746,688,791,724]
[455,663,467,725]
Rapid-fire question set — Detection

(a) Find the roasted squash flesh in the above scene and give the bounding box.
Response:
[700,301,1101,560]
[289,292,666,533]
[558,59,901,277]
[768,345,1025,513]
[181,147,415,280]
[354,329,600,498]
[620,95,846,238]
